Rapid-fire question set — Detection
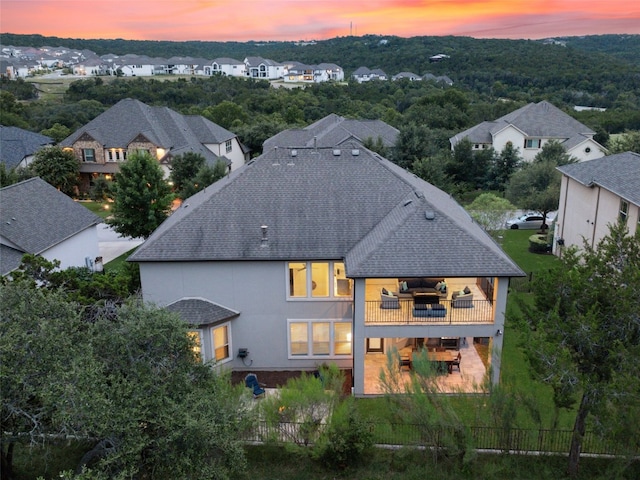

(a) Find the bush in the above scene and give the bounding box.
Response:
[312,398,373,470]
[528,234,551,253]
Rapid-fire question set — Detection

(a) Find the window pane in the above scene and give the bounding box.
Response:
[311,262,329,297]
[312,323,330,355]
[187,330,202,361]
[290,323,308,355]
[334,323,352,355]
[212,325,229,361]
[288,262,307,297]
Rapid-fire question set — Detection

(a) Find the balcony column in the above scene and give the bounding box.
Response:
[490,277,509,385]
[352,278,366,396]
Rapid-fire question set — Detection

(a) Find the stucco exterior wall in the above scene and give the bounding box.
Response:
[42,225,99,271]
[555,176,639,255]
[139,260,353,372]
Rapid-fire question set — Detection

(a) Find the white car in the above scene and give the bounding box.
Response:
[505,213,552,230]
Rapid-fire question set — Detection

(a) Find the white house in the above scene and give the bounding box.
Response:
[129,144,524,396]
[450,101,607,162]
[0,178,101,276]
[211,57,246,77]
[244,56,284,79]
[554,152,640,255]
[351,67,388,83]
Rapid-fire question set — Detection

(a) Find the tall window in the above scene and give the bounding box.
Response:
[82,148,95,162]
[187,330,203,362]
[619,200,629,224]
[287,261,352,299]
[225,139,232,153]
[288,320,352,358]
[212,324,230,362]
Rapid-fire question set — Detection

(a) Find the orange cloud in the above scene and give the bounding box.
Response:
[1,0,638,41]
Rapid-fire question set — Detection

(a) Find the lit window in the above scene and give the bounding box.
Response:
[82,148,95,162]
[187,330,203,362]
[225,139,232,153]
[619,200,629,224]
[288,320,352,358]
[212,324,230,362]
[287,261,352,299]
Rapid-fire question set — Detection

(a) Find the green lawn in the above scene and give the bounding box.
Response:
[77,200,112,220]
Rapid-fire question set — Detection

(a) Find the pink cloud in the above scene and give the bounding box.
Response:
[1,0,638,41]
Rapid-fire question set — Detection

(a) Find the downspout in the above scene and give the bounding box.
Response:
[558,176,570,258]
[591,186,601,249]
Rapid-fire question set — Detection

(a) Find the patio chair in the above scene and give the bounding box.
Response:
[451,352,461,373]
[245,373,266,398]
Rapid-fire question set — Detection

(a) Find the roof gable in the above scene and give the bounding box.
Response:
[0,177,101,255]
[558,152,640,206]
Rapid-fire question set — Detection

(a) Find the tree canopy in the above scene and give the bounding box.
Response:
[521,222,640,476]
[29,146,79,196]
[108,151,173,239]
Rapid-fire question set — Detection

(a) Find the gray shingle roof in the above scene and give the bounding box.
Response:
[59,99,235,165]
[557,152,640,206]
[450,101,599,149]
[130,145,523,279]
[165,297,240,326]
[0,126,53,169]
[263,114,399,150]
[0,177,101,274]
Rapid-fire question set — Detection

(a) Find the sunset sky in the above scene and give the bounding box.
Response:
[2,0,639,42]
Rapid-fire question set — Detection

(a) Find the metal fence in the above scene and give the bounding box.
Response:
[244,421,636,456]
[509,272,535,293]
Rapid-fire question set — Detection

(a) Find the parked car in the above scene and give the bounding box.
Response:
[505,213,552,230]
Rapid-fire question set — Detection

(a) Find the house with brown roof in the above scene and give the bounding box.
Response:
[59,99,249,193]
[129,144,524,396]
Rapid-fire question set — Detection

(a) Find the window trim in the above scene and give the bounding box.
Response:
[211,322,232,364]
[82,148,95,162]
[287,319,352,359]
[225,139,233,153]
[188,329,204,363]
[286,261,352,300]
[619,199,629,224]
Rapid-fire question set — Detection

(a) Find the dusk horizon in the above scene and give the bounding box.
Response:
[2,1,639,43]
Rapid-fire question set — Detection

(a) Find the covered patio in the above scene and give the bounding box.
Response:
[363,336,490,395]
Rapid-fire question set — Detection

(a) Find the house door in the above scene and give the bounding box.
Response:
[366,338,384,353]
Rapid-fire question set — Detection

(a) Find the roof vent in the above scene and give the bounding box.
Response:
[291,149,297,157]
[260,225,268,247]
[351,149,360,156]
[333,149,341,156]
[403,200,413,206]
[425,211,435,220]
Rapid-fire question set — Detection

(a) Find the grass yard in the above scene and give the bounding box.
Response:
[77,200,112,220]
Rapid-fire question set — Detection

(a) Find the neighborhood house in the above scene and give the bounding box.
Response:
[59,98,249,193]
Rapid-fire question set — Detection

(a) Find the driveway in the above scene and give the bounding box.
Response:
[97,223,144,264]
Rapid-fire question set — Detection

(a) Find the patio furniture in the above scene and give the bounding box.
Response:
[380,289,400,309]
[413,292,440,308]
[452,286,474,308]
[413,304,447,317]
[245,373,266,398]
[451,352,462,372]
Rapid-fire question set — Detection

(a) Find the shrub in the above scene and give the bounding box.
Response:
[312,397,373,470]
[528,234,551,253]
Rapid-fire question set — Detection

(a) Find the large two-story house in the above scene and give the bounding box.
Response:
[244,57,284,79]
[554,152,640,255]
[129,144,524,396]
[59,98,249,193]
[449,100,607,162]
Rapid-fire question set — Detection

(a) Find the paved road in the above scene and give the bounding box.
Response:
[97,223,144,264]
